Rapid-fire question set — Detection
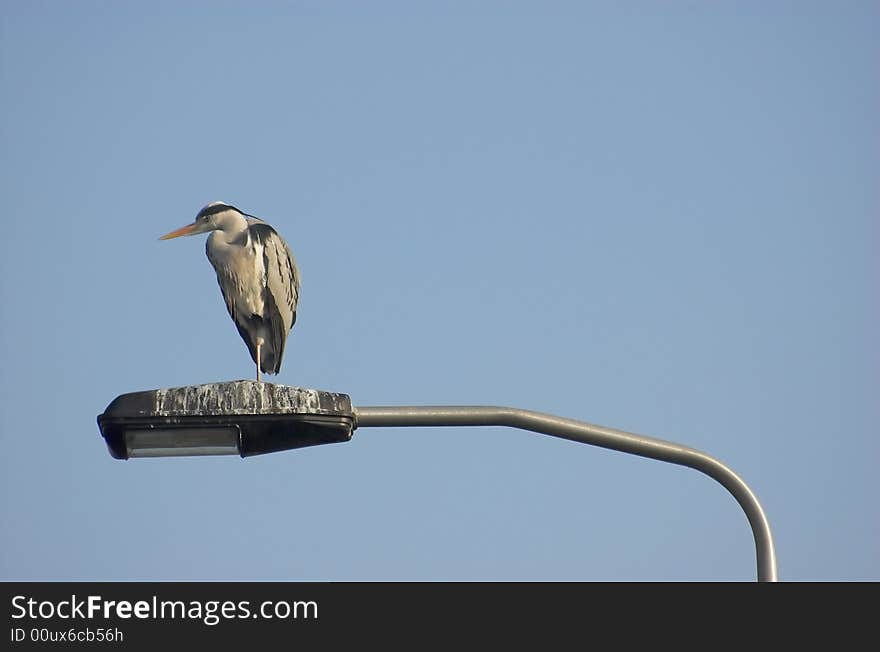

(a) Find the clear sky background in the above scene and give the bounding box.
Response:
[1,2,876,581]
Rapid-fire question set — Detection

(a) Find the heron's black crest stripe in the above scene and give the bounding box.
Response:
[196,203,243,219]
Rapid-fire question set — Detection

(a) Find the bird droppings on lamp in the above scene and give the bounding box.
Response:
[97,381,355,459]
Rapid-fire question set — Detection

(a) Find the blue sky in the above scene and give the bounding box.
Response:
[1,1,876,581]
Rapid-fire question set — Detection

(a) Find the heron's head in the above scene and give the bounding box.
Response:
[159,201,244,240]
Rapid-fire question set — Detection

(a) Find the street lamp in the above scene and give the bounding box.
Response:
[97,381,354,458]
[97,380,778,582]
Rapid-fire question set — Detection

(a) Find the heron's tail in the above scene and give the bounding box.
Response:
[234,317,284,375]
[258,344,283,375]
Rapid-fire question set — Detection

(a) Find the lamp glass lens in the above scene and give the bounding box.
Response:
[126,427,239,457]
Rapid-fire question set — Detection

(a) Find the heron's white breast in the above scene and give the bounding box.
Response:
[207,231,267,317]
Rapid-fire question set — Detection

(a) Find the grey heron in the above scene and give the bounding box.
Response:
[160,201,300,382]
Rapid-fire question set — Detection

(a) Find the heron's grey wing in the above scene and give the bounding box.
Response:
[250,223,299,371]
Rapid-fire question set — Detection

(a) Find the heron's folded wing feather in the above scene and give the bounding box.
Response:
[251,223,299,372]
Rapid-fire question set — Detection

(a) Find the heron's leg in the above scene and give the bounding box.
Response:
[256,341,262,383]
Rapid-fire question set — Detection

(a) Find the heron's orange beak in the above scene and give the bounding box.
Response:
[159,222,200,240]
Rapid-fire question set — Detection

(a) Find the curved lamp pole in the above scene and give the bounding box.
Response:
[354,406,778,582]
[98,382,778,582]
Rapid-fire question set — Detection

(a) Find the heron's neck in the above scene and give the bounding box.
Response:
[214,210,250,244]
